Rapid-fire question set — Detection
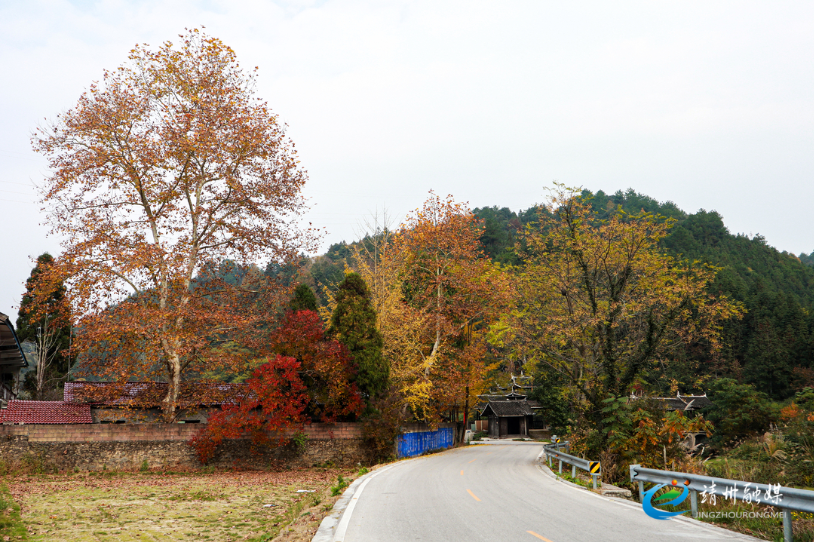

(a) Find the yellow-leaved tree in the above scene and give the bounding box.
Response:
[354,193,510,428]
[504,186,743,426]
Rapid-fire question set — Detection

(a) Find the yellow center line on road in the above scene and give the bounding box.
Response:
[527,531,553,542]
[467,489,481,502]
[468,459,476,463]
[460,470,464,475]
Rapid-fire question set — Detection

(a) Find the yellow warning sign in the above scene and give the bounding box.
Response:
[589,461,601,474]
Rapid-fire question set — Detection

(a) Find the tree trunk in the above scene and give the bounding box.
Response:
[463,385,469,437]
[163,351,182,422]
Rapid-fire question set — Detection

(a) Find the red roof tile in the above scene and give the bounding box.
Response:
[0,400,92,424]
[64,381,250,408]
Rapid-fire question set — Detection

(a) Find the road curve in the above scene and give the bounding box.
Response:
[341,441,762,542]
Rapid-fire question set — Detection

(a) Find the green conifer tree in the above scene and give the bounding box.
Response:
[16,253,73,398]
[328,273,387,402]
[289,284,318,312]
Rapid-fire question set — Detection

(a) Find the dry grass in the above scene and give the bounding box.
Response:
[4,468,356,541]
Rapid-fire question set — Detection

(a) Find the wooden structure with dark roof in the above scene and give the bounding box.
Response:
[0,312,27,403]
[478,392,535,439]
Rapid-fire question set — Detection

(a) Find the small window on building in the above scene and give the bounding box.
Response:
[114,420,126,424]
[179,419,200,424]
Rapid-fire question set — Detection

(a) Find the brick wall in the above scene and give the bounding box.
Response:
[0,422,364,471]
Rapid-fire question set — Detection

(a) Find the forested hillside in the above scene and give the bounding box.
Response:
[473,189,814,400]
[268,188,814,401]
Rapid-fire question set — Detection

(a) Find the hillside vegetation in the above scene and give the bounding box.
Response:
[293,189,814,402]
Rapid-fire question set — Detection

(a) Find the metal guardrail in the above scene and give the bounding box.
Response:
[543,441,602,489]
[545,439,570,452]
[631,464,814,542]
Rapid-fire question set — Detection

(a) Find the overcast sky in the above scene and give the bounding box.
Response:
[2,1,814,322]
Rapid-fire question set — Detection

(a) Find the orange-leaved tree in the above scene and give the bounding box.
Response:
[190,308,364,462]
[387,192,510,424]
[33,29,316,420]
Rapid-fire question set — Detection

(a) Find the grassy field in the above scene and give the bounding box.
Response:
[0,467,359,541]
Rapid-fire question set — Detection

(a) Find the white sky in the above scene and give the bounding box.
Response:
[2,1,814,322]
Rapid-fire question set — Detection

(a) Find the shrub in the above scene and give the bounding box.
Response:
[703,378,779,448]
[330,475,350,496]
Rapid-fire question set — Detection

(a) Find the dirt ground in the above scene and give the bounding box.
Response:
[4,467,357,541]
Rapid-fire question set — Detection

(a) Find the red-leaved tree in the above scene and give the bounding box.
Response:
[190,355,307,464]
[270,310,364,422]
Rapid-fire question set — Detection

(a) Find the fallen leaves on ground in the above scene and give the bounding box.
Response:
[5,468,353,541]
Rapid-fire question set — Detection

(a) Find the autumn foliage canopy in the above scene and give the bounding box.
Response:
[33,29,315,419]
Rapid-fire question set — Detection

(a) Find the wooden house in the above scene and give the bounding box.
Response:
[0,312,27,403]
[477,393,535,438]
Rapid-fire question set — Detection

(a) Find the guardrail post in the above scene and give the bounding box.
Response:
[783,509,793,542]
[558,460,562,474]
[592,474,598,490]
[572,465,576,478]
[690,490,697,518]
[638,481,644,502]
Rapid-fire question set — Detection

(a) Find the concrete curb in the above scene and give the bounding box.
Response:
[536,449,631,497]
[536,449,593,492]
[311,465,387,542]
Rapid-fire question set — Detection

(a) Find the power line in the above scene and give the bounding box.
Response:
[0,188,35,197]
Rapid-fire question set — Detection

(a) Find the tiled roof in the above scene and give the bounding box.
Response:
[0,400,92,424]
[476,393,535,413]
[482,400,533,417]
[679,395,713,409]
[64,381,250,408]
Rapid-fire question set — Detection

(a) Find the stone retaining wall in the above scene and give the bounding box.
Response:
[0,423,364,471]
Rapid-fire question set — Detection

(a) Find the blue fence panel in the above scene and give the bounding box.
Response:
[397,427,454,458]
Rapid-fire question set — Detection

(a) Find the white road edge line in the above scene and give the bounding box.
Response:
[333,463,397,542]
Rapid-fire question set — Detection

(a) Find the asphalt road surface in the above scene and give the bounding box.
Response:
[341,440,762,542]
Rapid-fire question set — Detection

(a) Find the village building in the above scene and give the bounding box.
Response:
[0,381,248,425]
[473,372,546,439]
[0,312,27,403]
[653,392,713,413]
[0,400,92,424]
[630,392,714,450]
[63,381,248,423]
[478,393,535,438]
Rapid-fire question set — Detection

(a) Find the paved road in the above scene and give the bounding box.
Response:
[341,441,762,542]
